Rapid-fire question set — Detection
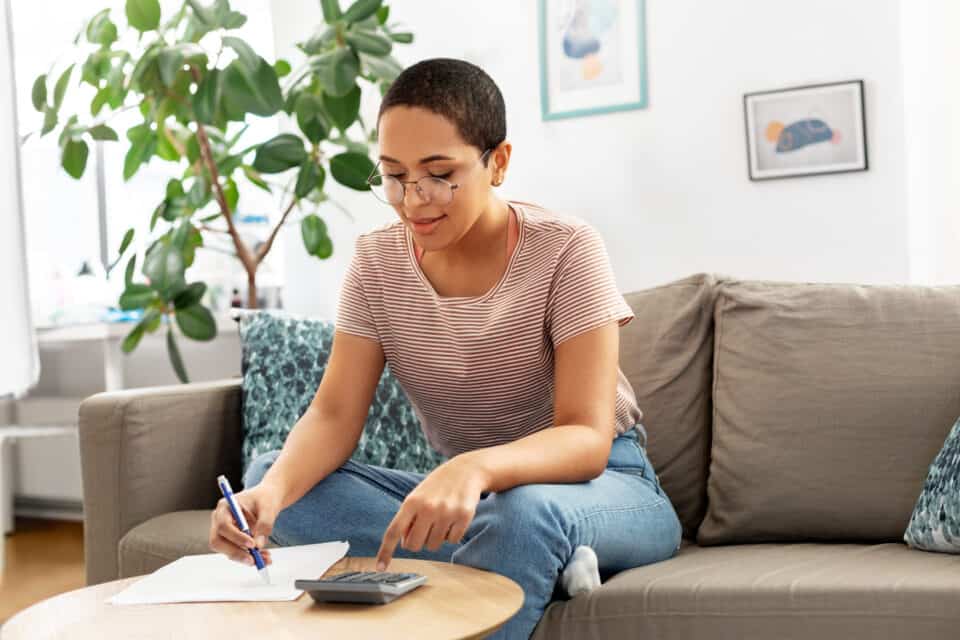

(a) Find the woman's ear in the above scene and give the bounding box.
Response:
[490,141,512,186]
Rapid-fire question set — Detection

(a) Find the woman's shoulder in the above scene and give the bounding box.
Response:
[353,219,407,254]
[511,200,596,244]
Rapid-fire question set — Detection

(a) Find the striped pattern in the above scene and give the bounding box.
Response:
[335,201,644,458]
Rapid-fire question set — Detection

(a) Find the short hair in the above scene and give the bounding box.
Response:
[377,58,506,165]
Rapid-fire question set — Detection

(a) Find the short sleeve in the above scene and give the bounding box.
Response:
[334,239,380,343]
[546,225,635,348]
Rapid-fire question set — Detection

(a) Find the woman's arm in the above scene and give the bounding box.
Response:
[256,331,386,510]
[462,320,620,491]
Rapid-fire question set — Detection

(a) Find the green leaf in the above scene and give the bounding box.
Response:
[192,68,222,125]
[61,139,89,179]
[295,93,329,143]
[173,282,206,310]
[375,5,389,24]
[252,133,307,173]
[222,35,258,71]
[323,48,359,97]
[329,151,374,190]
[295,160,322,198]
[123,126,156,180]
[118,228,135,255]
[186,175,209,209]
[322,84,361,132]
[242,164,271,192]
[222,175,239,212]
[142,240,186,296]
[166,327,190,383]
[155,123,180,161]
[41,107,57,136]
[126,0,161,32]
[221,57,283,117]
[387,31,413,44]
[157,48,184,87]
[186,0,216,26]
[121,323,145,353]
[358,52,402,82]
[119,284,155,310]
[31,75,46,112]
[344,30,391,56]
[124,255,136,287]
[88,124,119,141]
[313,234,333,258]
[301,214,328,255]
[342,0,381,24]
[175,303,217,340]
[320,0,342,22]
[86,9,118,46]
[53,64,74,111]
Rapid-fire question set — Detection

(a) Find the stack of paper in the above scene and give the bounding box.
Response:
[109,541,350,605]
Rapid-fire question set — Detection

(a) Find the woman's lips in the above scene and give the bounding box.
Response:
[410,215,446,233]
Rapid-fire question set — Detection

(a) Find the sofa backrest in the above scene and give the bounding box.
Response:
[697,278,960,545]
[621,273,720,540]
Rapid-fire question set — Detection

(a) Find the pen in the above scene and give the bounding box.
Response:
[217,474,271,585]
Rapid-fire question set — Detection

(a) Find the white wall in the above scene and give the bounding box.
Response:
[901,0,960,285]
[270,0,933,321]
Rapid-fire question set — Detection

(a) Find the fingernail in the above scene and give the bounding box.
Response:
[245,540,254,548]
[257,536,266,547]
[376,562,385,572]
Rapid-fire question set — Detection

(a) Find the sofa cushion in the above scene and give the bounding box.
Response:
[699,279,960,545]
[532,540,960,640]
[904,415,960,551]
[621,273,720,540]
[236,309,447,479]
[118,510,223,578]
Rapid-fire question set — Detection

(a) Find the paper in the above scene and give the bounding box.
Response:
[108,541,350,605]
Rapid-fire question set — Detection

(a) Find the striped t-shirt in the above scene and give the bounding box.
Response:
[335,200,645,458]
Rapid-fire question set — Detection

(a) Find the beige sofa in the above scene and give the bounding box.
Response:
[79,273,960,638]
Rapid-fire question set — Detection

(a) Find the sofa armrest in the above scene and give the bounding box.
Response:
[78,378,244,585]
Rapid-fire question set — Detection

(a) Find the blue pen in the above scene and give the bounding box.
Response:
[217,475,271,584]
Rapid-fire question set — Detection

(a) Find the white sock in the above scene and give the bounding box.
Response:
[560,545,601,597]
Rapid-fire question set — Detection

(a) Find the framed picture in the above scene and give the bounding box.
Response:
[744,80,868,181]
[538,0,648,120]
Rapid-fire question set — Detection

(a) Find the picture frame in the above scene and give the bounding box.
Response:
[538,0,648,121]
[743,79,868,181]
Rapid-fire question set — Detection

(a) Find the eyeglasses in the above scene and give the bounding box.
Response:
[366,149,492,206]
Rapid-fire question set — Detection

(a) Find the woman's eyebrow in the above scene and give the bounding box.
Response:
[379,154,455,165]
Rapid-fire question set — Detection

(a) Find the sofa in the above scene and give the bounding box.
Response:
[78,273,960,639]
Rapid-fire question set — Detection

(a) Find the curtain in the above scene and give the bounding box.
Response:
[0,0,39,398]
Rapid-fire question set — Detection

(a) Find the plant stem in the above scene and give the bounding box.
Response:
[188,66,259,307]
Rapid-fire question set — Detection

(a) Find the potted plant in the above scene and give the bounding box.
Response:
[25,0,412,382]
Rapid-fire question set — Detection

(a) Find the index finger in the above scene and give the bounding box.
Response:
[376,512,413,572]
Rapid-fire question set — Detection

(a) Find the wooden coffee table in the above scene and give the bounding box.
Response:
[2,556,524,639]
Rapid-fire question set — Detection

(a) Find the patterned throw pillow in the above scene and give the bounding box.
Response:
[904,415,960,552]
[235,309,447,480]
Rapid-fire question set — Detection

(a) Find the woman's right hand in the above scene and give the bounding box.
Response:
[209,485,281,566]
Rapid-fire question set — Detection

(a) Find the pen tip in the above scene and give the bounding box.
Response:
[260,567,271,585]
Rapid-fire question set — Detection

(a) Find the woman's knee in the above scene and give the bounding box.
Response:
[243,450,282,490]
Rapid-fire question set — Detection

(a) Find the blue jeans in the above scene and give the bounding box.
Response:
[243,426,682,640]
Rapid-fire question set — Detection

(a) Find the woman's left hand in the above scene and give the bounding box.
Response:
[376,455,489,571]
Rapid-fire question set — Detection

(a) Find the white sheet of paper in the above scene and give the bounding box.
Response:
[108,541,350,605]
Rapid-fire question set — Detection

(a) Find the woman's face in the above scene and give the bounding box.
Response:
[376,105,506,250]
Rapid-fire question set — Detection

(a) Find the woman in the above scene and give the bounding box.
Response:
[209,58,682,639]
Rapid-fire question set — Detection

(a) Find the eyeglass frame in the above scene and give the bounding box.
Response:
[365,148,494,206]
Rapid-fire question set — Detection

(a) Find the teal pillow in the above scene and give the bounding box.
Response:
[904,415,960,552]
[236,310,447,481]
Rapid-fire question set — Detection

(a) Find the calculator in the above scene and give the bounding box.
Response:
[295,570,428,605]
